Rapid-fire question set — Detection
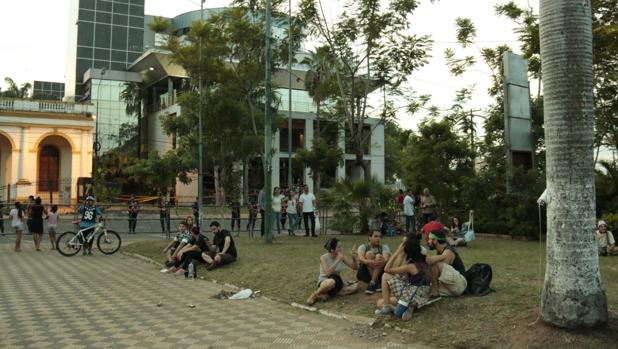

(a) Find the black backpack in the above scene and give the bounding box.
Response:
[464,263,493,296]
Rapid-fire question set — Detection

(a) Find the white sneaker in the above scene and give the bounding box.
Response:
[160,268,169,273]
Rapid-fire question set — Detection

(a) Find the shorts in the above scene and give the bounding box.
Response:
[317,274,344,296]
[387,276,431,307]
[356,264,383,284]
[48,227,57,235]
[216,253,236,266]
[438,263,467,296]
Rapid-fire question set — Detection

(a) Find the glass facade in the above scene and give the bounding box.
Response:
[73,0,144,98]
[90,78,137,153]
[32,81,65,100]
[275,88,316,113]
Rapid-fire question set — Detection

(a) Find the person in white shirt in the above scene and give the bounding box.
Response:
[286,190,299,236]
[299,184,317,237]
[272,187,285,235]
[596,220,617,256]
[9,202,25,252]
[403,189,416,234]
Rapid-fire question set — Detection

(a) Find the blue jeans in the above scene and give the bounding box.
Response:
[287,213,299,235]
[273,212,282,234]
[405,215,416,234]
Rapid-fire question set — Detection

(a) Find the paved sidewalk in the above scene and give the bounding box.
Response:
[0,243,415,349]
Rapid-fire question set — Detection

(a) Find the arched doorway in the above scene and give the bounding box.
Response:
[0,132,14,201]
[37,135,73,204]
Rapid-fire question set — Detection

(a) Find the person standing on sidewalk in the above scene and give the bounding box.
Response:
[158,192,171,236]
[420,188,437,224]
[47,204,58,250]
[29,197,47,251]
[286,190,298,236]
[403,189,416,234]
[127,194,140,234]
[299,184,317,237]
[272,187,284,235]
[9,202,25,252]
[258,188,265,237]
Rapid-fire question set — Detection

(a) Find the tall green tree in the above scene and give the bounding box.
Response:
[539,0,607,328]
[120,82,144,158]
[1,77,31,98]
[298,0,432,181]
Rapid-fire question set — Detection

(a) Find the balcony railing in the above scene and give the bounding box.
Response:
[0,97,95,115]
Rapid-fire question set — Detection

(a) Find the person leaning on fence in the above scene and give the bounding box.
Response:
[306,238,360,306]
[202,221,238,270]
[127,194,140,234]
[375,237,432,320]
[161,222,191,271]
[426,231,467,297]
[357,230,391,295]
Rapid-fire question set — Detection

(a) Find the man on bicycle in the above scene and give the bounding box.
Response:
[79,195,104,255]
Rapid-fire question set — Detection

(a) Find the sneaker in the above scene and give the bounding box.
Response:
[374,305,394,317]
[375,284,382,292]
[174,268,186,276]
[401,307,414,321]
[160,268,169,273]
[365,282,376,295]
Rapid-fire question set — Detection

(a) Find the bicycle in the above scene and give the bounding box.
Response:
[56,221,121,257]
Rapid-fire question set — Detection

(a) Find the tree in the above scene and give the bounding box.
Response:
[298,0,432,181]
[120,82,144,158]
[1,77,31,98]
[539,0,607,328]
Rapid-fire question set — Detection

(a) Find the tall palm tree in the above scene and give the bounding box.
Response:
[539,0,607,328]
[2,77,31,98]
[120,82,144,159]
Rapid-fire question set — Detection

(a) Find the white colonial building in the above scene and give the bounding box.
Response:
[0,98,95,204]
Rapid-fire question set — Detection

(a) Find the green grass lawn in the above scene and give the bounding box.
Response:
[124,235,618,348]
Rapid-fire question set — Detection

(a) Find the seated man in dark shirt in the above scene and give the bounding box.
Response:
[170,226,213,276]
[202,221,238,270]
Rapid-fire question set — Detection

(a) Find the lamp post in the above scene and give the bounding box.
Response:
[93,67,106,184]
[197,1,204,231]
[264,0,273,243]
[287,0,293,190]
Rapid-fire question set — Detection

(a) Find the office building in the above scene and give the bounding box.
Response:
[32,81,65,100]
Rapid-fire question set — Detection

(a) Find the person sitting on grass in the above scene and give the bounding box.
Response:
[596,220,617,256]
[201,221,238,270]
[161,222,190,271]
[375,237,432,320]
[426,231,467,297]
[306,238,360,305]
[167,226,212,276]
[447,216,466,247]
[356,230,391,294]
[420,219,448,242]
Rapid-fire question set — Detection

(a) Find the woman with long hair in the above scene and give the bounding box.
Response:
[29,197,48,251]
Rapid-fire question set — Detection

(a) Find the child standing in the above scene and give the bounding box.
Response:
[48,205,59,250]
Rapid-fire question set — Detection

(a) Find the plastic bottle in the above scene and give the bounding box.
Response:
[188,262,195,280]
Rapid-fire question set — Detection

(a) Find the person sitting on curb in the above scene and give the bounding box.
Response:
[597,220,617,256]
[306,238,360,305]
[201,221,238,270]
[375,237,432,320]
[356,230,391,294]
[426,231,467,297]
[168,226,213,276]
[161,222,190,272]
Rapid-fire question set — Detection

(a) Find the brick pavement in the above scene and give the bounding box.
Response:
[0,242,420,349]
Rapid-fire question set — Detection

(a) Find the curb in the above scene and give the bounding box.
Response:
[122,251,377,327]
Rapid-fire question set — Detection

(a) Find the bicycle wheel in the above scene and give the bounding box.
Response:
[57,232,81,257]
[97,230,121,255]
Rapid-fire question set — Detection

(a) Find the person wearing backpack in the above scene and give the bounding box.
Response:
[356,230,391,294]
[426,230,467,297]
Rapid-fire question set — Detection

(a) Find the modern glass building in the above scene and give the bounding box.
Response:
[32,81,65,100]
[65,0,145,100]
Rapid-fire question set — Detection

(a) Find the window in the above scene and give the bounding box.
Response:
[127,28,143,52]
[111,49,126,62]
[113,3,128,14]
[77,22,94,46]
[79,9,95,21]
[128,16,144,28]
[79,0,95,10]
[77,46,93,59]
[96,0,113,12]
[96,11,112,24]
[111,26,128,50]
[112,14,128,26]
[39,146,60,192]
[129,5,144,16]
[94,48,110,60]
[95,24,112,48]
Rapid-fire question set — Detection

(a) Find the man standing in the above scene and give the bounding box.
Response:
[357,230,391,294]
[158,192,171,236]
[258,188,265,236]
[426,231,467,297]
[127,194,140,234]
[299,184,317,237]
[191,197,199,228]
[420,188,437,224]
[403,189,416,234]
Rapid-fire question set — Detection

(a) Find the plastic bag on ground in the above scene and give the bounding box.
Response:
[229,288,253,300]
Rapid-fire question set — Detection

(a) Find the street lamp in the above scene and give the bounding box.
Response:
[93,67,106,183]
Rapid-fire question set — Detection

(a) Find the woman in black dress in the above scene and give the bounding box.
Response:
[29,197,48,251]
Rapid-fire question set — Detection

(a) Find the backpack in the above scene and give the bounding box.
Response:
[464,263,493,296]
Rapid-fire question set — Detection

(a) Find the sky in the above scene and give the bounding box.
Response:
[0,0,536,132]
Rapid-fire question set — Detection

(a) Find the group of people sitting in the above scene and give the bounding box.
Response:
[161,220,238,276]
[307,221,468,321]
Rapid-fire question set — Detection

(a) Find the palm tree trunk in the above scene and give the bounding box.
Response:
[539,0,607,328]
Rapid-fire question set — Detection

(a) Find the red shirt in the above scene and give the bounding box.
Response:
[421,221,446,240]
[397,194,404,205]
